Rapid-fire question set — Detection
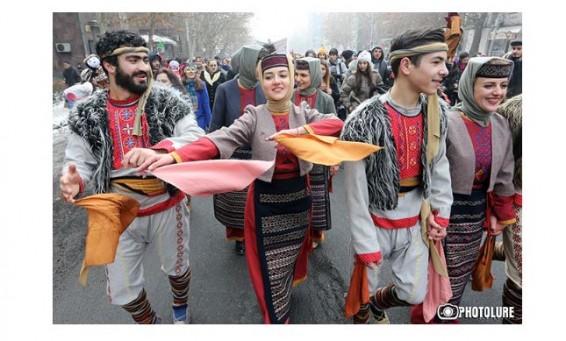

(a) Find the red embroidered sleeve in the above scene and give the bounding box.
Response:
[305,118,344,137]
[150,139,175,153]
[432,210,450,228]
[355,251,382,264]
[492,193,516,225]
[171,137,220,163]
[514,193,522,207]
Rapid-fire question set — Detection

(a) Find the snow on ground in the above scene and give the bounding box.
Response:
[53,99,70,138]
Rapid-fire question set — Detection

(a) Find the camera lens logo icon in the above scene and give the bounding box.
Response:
[437,303,459,321]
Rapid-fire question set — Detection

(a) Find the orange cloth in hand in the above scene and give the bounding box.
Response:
[344,260,370,318]
[274,133,382,166]
[74,193,140,287]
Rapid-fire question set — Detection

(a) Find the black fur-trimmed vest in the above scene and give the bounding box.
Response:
[67,87,193,194]
[341,94,448,211]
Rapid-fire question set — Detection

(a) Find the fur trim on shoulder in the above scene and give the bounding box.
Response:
[496,95,522,139]
[341,97,400,210]
[68,87,194,194]
[145,86,195,145]
[340,94,449,209]
[496,94,522,189]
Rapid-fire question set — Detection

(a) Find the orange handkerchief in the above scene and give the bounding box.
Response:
[150,159,274,196]
[274,133,382,166]
[74,193,140,287]
[344,261,370,318]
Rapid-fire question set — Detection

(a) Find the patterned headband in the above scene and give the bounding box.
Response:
[388,42,448,61]
[261,54,289,73]
[295,60,310,71]
[476,63,513,78]
[100,46,149,59]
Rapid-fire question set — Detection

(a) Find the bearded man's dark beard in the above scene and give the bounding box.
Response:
[115,63,149,95]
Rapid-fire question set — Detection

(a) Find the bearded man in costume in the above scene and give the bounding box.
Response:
[59,30,204,324]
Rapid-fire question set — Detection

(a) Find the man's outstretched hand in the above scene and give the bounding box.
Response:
[60,163,80,203]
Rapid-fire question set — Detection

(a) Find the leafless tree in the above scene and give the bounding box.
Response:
[94,12,253,59]
[185,13,253,59]
[323,13,358,50]
[322,12,446,52]
[461,12,490,56]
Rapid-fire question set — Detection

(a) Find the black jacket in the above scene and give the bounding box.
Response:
[63,67,81,87]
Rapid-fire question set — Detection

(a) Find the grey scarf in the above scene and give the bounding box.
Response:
[231,44,262,89]
[296,57,322,96]
[454,56,513,127]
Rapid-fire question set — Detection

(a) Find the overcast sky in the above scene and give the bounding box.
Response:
[250,11,310,42]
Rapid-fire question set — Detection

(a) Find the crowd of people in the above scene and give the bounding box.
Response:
[58,25,522,325]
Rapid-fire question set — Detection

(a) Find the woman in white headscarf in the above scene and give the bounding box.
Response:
[340,50,383,115]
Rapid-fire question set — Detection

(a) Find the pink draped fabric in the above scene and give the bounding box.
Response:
[423,240,453,322]
[150,159,274,196]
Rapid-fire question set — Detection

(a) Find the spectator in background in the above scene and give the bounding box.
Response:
[341,49,355,68]
[155,67,188,98]
[443,51,469,105]
[202,58,226,110]
[343,58,357,81]
[328,47,348,88]
[340,50,383,115]
[505,39,522,98]
[168,60,182,82]
[320,59,344,120]
[63,61,81,87]
[292,57,338,249]
[370,46,391,89]
[182,62,211,131]
[194,56,206,78]
[63,69,95,109]
[82,54,110,91]
[291,50,303,60]
[317,46,328,60]
[305,49,316,58]
[208,44,267,256]
[220,57,233,79]
[149,52,162,79]
[65,66,109,107]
